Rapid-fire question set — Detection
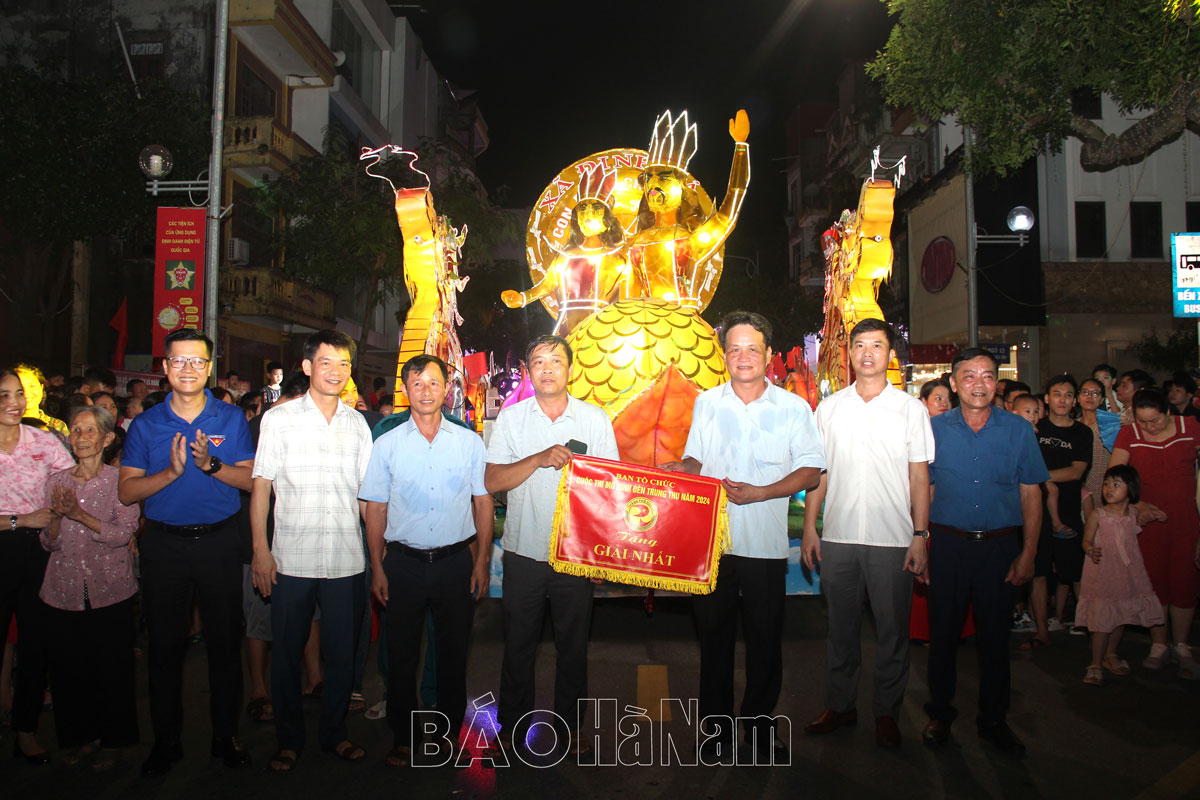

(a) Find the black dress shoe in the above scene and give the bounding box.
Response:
[211,736,251,768]
[13,739,50,766]
[804,708,858,735]
[978,722,1025,756]
[141,741,184,777]
[921,719,951,748]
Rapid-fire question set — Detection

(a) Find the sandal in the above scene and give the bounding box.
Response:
[385,745,411,768]
[303,682,324,701]
[1083,666,1104,686]
[268,749,298,773]
[1019,637,1050,651]
[1102,655,1131,676]
[347,692,366,713]
[63,739,101,766]
[91,748,119,772]
[247,697,274,722]
[327,740,366,762]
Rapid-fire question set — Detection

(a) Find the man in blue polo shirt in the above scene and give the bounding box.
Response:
[120,328,256,776]
[922,347,1048,756]
[360,354,493,768]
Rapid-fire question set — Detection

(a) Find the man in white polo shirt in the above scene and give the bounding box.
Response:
[663,310,825,760]
[484,334,618,756]
[800,319,934,748]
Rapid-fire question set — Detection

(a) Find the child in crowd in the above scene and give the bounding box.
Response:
[1013,394,1067,536]
[1075,465,1165,686]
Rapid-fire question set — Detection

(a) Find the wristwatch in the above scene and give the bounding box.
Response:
[9,515,17,531]
[202,456,223,476]
[914,529,930,540]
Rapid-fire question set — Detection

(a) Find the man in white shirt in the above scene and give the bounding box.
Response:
[360,354,493,769]
[662,310,825,760]
[250,330,373,772]
[484,334,619,756]
[800,319,934,749]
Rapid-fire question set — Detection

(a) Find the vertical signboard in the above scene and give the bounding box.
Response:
[152,207,207,357]
[1171,232,1200,317]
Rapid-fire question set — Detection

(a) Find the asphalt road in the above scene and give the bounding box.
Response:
[4,595,1199,799]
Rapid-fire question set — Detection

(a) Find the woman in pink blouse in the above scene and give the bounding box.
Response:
[42,405,141,769]
[0,366,75,764]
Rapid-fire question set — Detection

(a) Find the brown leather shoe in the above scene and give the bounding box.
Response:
[875,716,901,748]
[922,719,951,748]
[804,708,858,735]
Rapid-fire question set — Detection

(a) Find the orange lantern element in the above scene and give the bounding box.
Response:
[817,178,904,394]
[626,110,750,311]
[784,360,819,411]
[361,146,469,410]
[565,299,728,468]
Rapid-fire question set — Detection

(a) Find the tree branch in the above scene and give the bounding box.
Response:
[1072,80,1200,171]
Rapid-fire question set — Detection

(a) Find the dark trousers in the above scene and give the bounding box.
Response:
[821,541,912,718]
[140,518,243,746]
[925,528,1019,728]
[384,546,475,747]
[271,572,364,752]
[0,528,50,734]
[499,552,593,733]
[692,555,787,741]
[46,597,139,749]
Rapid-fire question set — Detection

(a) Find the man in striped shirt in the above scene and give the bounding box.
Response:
[250,329,374,773]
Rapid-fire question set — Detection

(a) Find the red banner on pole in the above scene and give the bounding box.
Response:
[152,207,206,358]
[549,456,729,594]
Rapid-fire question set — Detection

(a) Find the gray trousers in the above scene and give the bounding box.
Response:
[821,540,913,718]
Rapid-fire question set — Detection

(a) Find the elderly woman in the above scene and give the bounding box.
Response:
[41,405,141,768]
[0,367,76,764]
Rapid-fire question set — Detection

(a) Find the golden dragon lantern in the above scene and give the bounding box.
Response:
[361,145,469,411]
[817,175,904,393]
[505,109,750,467]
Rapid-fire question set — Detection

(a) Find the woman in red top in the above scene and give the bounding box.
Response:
[1110,388,1200,679]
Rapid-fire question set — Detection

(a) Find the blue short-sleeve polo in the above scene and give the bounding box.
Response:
[123,390,255,525]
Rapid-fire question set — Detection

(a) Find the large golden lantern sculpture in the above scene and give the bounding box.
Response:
[502,109,750,467]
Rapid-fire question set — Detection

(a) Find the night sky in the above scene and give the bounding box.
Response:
[404,0,894,275]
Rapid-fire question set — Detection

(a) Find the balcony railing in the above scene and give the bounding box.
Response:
[220,266,336,331]
[223,116,314,170]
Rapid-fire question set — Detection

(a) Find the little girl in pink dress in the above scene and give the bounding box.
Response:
[1075,465,1165,685]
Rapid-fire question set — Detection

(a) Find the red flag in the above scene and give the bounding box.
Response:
[108,297,128,370]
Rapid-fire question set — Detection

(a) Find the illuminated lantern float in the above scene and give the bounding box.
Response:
[817,172,904,393]
[361,146,470,411]
[504,109,750,466]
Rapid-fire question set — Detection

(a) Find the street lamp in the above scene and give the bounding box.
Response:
[963,129,1035,347]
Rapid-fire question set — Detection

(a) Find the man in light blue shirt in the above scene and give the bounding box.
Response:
[361,355,493,769]
[663,310,825,759]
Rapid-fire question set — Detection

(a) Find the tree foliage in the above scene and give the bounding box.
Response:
[867,0,1200,175]
[0,65,209,361]
[1129,325,1197,373]
[253,129,522,368]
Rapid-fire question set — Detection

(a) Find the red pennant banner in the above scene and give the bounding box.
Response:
[549,455,729,594]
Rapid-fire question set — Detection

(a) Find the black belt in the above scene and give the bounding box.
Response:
[387,538,472,562]
[931,523,1021,541]
[150,514,236,537]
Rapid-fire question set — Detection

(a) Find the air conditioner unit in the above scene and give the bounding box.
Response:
[226,237,250,265]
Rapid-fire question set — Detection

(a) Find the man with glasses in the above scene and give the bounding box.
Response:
[120,328,256,776]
